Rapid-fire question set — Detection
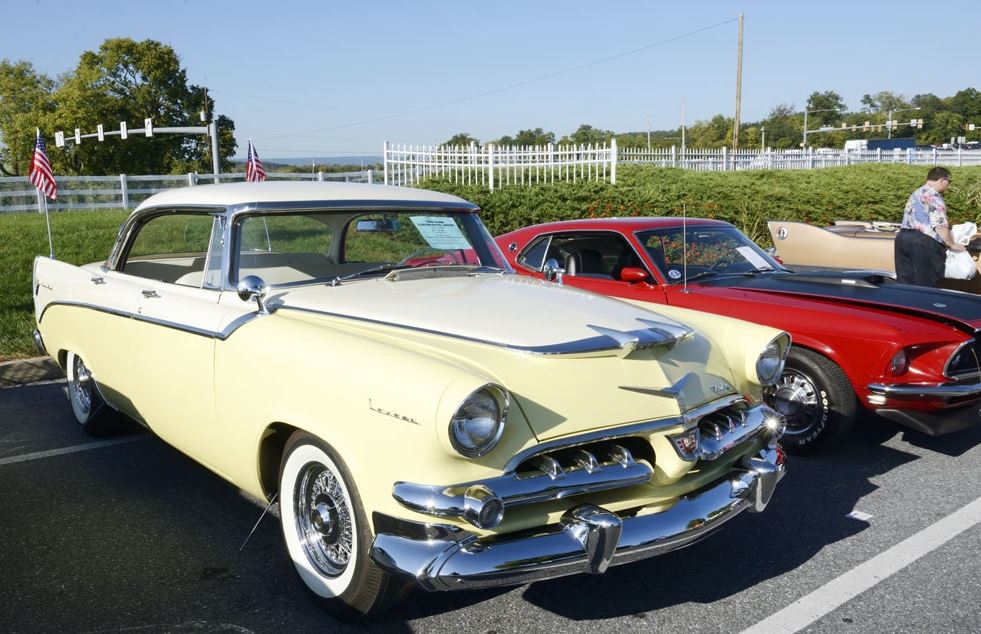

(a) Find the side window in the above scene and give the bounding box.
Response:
[122,213,218,288]
[237,214,335,285]
[517,236,551,270]
[540,233,643,280]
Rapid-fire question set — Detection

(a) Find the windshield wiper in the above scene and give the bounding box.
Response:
[330,263,403,286]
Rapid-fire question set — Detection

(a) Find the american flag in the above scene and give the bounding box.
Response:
[245,139,266,182]
[29,129,58,199]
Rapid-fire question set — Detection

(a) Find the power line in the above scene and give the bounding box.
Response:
[263,17,738,141]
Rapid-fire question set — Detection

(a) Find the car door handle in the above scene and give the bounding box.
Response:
[141,290,161,298]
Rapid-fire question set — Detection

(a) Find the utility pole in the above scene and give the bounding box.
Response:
[761,125,765,150]
[681,97,686,154]
[732,12,744,151]
[647,116,651,151]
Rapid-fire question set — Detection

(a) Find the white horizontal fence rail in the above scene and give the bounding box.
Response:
[0,170,378,213]
[383,140,618,191]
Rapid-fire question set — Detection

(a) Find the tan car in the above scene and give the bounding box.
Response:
[767,220,981,294]
[33,181,789,619]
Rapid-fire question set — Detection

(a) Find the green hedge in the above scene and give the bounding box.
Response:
[421,163,981,245]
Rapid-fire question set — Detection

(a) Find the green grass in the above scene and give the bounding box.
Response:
[0,210,127,360]
[5,163,981,361]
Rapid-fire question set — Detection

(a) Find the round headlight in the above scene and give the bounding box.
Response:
[756,334,791,386]
[449,385,509,458]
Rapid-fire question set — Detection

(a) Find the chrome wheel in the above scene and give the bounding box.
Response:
[295,461,354,578]
[67,351,98,424]
[769,368,824,439]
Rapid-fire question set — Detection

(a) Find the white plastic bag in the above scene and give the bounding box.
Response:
[944,221,978,280]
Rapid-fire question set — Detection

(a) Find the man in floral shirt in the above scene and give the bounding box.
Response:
[894,167,964,286]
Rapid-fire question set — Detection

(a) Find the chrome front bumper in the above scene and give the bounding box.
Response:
[370,447,785,591]
[868,381,981,435]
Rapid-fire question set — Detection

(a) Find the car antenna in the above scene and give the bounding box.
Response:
[682,203,688,294]
[239,492,278,552]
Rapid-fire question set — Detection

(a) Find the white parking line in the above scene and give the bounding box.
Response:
[741,495,981,634]
[0,436,147,467]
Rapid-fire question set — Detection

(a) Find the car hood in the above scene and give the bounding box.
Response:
[702,271,981,332]
[270,271,743,441]
[273,271,695,353]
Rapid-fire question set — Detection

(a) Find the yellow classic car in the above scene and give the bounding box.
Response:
[33,182,788,619]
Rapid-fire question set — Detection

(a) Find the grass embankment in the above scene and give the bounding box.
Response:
[1,210,127,360]
[3,164,981,360]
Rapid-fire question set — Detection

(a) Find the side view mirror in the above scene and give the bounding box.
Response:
[618,266,648,283]
[237,275,269,314]
[542,258,564,284]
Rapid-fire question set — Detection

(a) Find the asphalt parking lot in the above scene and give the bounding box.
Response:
[1,380,979,633]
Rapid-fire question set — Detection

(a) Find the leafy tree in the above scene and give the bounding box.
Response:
[497,127,555,146]
[45,38,236,175]
[444,132,479,146]
[0,61,55,176]
[925,111,965,145]
[805,90,846,126]
[948,88,981,120]
[861,90,909,113]
[559,124,614,146]
[762,104,800,149]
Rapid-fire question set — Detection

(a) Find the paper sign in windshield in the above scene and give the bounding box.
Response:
[411,216,470,249]
[736,246,773,270]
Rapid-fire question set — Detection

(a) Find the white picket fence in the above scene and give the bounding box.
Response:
[384,141,981,189]
[383,140,616,190]
[0,169,377,214]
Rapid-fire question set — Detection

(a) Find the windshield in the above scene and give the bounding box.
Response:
[235,209,511,287]
[635,225,784,284]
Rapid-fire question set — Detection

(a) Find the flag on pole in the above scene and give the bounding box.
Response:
[246,139,266,182]
[29,129,58,199]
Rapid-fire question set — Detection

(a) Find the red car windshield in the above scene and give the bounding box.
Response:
[635,226,783,283]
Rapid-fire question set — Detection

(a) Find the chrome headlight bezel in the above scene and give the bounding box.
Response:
[756,333,792,386]
[448,384,510,458]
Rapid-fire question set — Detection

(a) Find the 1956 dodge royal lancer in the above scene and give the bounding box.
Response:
[33,182,788,618]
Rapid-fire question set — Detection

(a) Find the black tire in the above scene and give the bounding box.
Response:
[65,350,116,437]
[766,348,856,454]
[278,431,408,620]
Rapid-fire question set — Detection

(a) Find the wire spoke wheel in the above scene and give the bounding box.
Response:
[295,462,354,578]
[68,354,95,421]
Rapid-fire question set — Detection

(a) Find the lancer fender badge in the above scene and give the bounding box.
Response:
[368,399,420,425]
[933,303,947,308]
[710,381,733,394]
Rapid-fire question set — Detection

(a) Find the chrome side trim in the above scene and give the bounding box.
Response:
[867,381,981,399]
[280,306,691,357]
[372,448,786,592]
[37,300,262,341]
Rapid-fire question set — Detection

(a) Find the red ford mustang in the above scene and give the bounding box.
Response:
[497,218,981,452]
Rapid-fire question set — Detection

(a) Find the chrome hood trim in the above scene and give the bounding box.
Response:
[273,274,694,356]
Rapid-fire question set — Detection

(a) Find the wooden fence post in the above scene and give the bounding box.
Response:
[120,174,129,209]
[722,146,728,171]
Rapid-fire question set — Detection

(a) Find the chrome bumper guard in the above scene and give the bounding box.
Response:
[32,328,47,356]
[868,381,981,400]
[371,447,785,592]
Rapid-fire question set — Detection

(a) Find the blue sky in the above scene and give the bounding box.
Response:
[4,0,980,158]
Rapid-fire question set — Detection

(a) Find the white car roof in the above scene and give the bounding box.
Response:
[132,181,474,214]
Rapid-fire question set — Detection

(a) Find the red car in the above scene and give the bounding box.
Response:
[497,218,981,452]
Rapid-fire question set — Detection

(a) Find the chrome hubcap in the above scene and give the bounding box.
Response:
[294,463,352,578]
[70,356,93,419]
[768,370,821,436]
